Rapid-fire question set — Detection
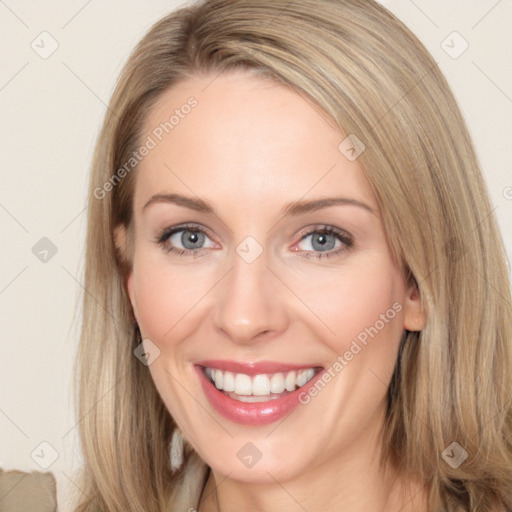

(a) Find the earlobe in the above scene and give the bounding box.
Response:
[114,225,128,262]
[402,285,426,331]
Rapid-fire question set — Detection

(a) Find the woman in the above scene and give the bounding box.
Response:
[73,0,512,510]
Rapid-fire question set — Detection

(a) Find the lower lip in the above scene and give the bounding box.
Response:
[196,366,324,425]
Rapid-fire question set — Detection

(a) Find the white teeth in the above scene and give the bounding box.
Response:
[252,374,270,396]
[297,368,315,387]
[222,371,235,392]
[214,369,223,390]
[204,366,318,397]
[296,370,307,387]
[234,373,252,395]
[270,373,286,394]
[285,371,296,392]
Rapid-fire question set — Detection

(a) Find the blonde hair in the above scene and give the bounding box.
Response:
[73,0,512,510]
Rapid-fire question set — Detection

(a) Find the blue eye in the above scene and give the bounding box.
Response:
[156,224,215,256]
[300,231,338,251]
[155,223,353,260]
[172,230,206,250]
[294,226,353,260]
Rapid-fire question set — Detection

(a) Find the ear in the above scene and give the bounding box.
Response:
[114,225,137,319]
[402,284,425,331]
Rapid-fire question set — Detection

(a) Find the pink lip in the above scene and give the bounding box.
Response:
[195,361,324,426]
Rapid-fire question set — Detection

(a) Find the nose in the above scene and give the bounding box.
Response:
[212,246,290,345]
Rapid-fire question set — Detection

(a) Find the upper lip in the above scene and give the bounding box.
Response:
[196,360,323,375]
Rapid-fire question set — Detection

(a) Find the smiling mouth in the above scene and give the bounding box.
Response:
[201,366,322,403]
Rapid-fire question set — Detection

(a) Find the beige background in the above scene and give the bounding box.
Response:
[0,1,510,509]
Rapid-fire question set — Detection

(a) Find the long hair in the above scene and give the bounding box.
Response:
[72,1,512,510]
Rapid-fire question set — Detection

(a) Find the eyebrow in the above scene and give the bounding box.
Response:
[143,193,214,213]
[143,193,376,217]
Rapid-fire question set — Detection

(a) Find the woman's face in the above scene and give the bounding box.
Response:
[121,71,424,482]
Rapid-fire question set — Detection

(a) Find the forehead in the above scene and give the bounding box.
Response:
[134,71,376,212]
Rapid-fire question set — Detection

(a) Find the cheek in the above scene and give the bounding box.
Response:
[296,262,406,359]
[131,253,214,344]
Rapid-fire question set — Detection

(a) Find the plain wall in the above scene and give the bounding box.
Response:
[0,1,510,510]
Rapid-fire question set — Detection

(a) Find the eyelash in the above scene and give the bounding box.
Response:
[155,223,353,260]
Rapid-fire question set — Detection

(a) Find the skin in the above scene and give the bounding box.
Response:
[117,71,427,511]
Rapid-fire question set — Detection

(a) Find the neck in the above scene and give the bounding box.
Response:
[197,415,428,512]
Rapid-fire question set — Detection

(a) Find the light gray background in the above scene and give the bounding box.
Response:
[1,1,511,509]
